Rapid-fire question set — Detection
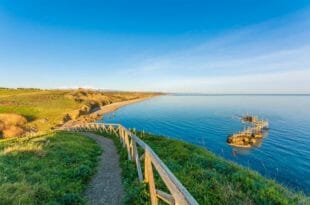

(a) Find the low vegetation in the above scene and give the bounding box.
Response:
[0,113,28,138]
[136,132,308,205]
[3,87,306,204]
[0,131,101,204]
[96,130,308,205]
[0,88,155,138]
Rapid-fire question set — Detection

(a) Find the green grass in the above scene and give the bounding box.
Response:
[95,131,150,205]
[0,88,156,134]
[0,89,82,132]
[0,131,101,204]
[0,88,42,96]
[135,131,308,205]
[96,130,308,205]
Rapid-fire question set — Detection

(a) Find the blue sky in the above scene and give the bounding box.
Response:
[0,0,310,93]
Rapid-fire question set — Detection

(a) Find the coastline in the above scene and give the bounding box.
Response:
[62,95,156,128]
[89,96,153,121]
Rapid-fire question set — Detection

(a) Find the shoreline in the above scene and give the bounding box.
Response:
[89,96,153,121]
[62,95,156,128]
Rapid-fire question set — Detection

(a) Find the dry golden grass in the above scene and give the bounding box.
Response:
[0,113,28,138]
[63,89,157,123]
[0,113,27,126]
[66,89,111,105]
[2,142,45,156]
[65,88,153,107]
[0,88,158,136]
[0,121,4,130]
[2,126,25,138]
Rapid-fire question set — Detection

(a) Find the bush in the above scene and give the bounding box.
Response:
[0,113,28,138]
[0,113,27,127]
[2,126,25,138]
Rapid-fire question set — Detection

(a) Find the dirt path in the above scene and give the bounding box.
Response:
[81,132,124,205]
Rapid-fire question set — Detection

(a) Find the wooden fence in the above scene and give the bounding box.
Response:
[65,123,199,205]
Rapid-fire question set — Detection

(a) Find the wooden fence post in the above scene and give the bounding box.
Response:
[65,123,198,205]
[132,140,143,182]
[124,130,132,160]
[118,126,124,146]
[145,151,158,205]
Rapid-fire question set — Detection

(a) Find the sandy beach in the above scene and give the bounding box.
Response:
[62,96,155,128]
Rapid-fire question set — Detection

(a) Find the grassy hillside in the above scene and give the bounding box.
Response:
[0,89,80,133]
[136,132,308,205]
[97,130,308,205]
[0,132,101,204]
[0,88,155,137]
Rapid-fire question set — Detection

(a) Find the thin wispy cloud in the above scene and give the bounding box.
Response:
[118,8,310,93]
[140,69,310,94]
[0,2,309,93]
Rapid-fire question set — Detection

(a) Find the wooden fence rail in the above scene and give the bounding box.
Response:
[65,123,199,205]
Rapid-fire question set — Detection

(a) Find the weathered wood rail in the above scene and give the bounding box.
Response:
[65,123,199,205]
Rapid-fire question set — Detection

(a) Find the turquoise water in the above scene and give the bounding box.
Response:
[101,95,310,194]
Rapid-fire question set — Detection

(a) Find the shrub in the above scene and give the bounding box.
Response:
[62,113,72,123]
[0,113,28,138]
[0,121,4,130]
[0,113,27,127]
[2,126,25,138]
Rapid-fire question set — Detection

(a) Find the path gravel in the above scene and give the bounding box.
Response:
[81,132,124,205]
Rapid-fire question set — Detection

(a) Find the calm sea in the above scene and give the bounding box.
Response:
[100,95,310,194]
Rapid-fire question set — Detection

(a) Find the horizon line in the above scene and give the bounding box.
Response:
[1,86,310,95]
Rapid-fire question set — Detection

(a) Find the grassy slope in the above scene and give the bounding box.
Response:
[0,132,101,204]
[3,88,307,204]
[0,88,155,134]
[0,89,81,132]
[96,130,308,205]
[136,132,308,205]
[101,129,307,205]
